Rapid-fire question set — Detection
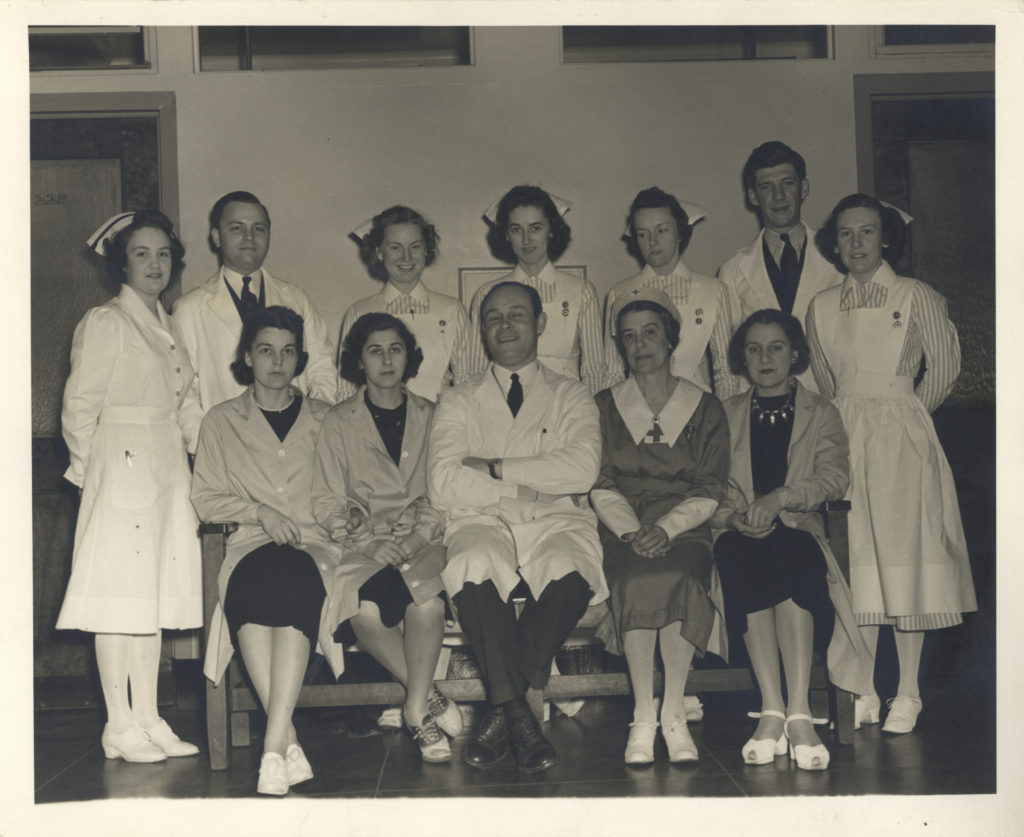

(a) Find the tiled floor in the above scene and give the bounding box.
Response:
[35,651,995,803]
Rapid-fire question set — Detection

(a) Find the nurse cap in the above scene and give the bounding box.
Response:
[623,196,706,237]
[610,286,682,328]
[483,188,573,224]
[87,211,136,256]
[880,200,914,225]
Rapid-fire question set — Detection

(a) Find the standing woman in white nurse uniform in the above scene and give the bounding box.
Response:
[603,187,736,399]
[337,206,484,403]
[468,185,608,394]
[805,194,977,735]
[57,211,202,762]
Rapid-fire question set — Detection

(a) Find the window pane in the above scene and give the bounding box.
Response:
[882,26,994,47]
[562,26,828,63]
[197,26,472,71]
[29,26,149,71]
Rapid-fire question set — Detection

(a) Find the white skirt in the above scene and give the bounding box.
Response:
[56,406,202,633]
[836,391,976,627]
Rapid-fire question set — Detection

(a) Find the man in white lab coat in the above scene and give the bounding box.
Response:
[429,281,607,774]
[173,191,336,430]
[718,142,843,391]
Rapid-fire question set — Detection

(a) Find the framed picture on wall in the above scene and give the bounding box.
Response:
[457,265,588,311]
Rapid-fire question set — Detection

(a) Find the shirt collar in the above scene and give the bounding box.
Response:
[221,265,263,292]
[491,360,540,398]
[380,280,429,303]
[639,261,690,284]
[764,224,807,250]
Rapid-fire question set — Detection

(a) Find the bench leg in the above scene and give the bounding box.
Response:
[205,678,230,771]
[835,688,855,746]
[231,710,251,748]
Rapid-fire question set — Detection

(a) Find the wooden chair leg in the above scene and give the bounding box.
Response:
[205,677,230,771]
[835,688,855,746]
[231,710,251,748]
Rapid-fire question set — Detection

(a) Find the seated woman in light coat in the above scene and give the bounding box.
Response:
[711,309,871,771]
[191,306,344,796]
[313,312,462,763]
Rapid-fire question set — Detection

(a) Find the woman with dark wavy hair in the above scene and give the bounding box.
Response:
[192,305,344,795]
[806,193,976,736]
[338,205,483,403]
[713,308,870,771]
[57,210,202,764]
[314,312,461,763]
[468,185,608,394]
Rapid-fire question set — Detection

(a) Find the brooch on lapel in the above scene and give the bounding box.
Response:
[562,300,570,318]
[893,311,902,328]
[684,424,696,441]
[695,307,703,326]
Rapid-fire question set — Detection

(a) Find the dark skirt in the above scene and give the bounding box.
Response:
[224,542,326,648]
[597,524,716,656]
[714,524,834,661]
[334,566,448,646]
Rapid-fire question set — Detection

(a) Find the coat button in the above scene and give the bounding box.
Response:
[169,344,175,350]
[277,487,284,493]
[321,563,328,570]
[278,450,286,457]
[176,367,181,373]
[410,580,420,588]
[401,563,410,572]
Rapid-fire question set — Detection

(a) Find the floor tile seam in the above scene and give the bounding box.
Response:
[35,743,102,792]
[702,748,752,796]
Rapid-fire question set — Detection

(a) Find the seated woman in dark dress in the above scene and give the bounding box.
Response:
[192,306,344,796]
[313,312,461,763]
[590,288,730,765]
[712,309,869,771]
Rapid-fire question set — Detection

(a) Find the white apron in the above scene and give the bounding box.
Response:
[668,275,719,389]
[395,309,457,401]
[814,279,975,623]
[57,406,202,632]
[538,275,584,381]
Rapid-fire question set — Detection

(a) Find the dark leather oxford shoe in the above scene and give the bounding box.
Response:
[505,696,559,774]
[462,704,510,769]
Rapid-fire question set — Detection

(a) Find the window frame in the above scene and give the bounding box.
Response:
[191,25,476,73]
[28,26,158,76]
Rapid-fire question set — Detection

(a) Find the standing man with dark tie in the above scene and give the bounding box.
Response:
[429,281,608,774]
[718,142,843,391]
[173,191,337,423]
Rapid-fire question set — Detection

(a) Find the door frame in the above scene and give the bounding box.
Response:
[30,91,180,254]
[853,71,994,194]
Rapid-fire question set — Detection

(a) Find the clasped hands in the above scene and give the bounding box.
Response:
[345,506,424,567]
[727,492,785,539]
[622,525,670,558]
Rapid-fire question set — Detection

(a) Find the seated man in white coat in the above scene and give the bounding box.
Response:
[429,281,608,774]
[173,191,336,427]
[718,142,842,391]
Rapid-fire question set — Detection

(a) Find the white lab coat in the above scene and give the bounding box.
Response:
[56,285,202,633]
[718,222,843,392]
[428,363,608,604]
[190,388,345,685]
[173,268,337,428]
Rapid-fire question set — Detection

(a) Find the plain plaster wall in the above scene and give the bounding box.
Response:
[30,25,994,338]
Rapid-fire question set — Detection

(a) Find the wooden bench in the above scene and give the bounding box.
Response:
[200,501,854,770]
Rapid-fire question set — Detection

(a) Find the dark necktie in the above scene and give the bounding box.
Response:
[240,275,259,318]
[779,234,799,282]
[507,373,523,417]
